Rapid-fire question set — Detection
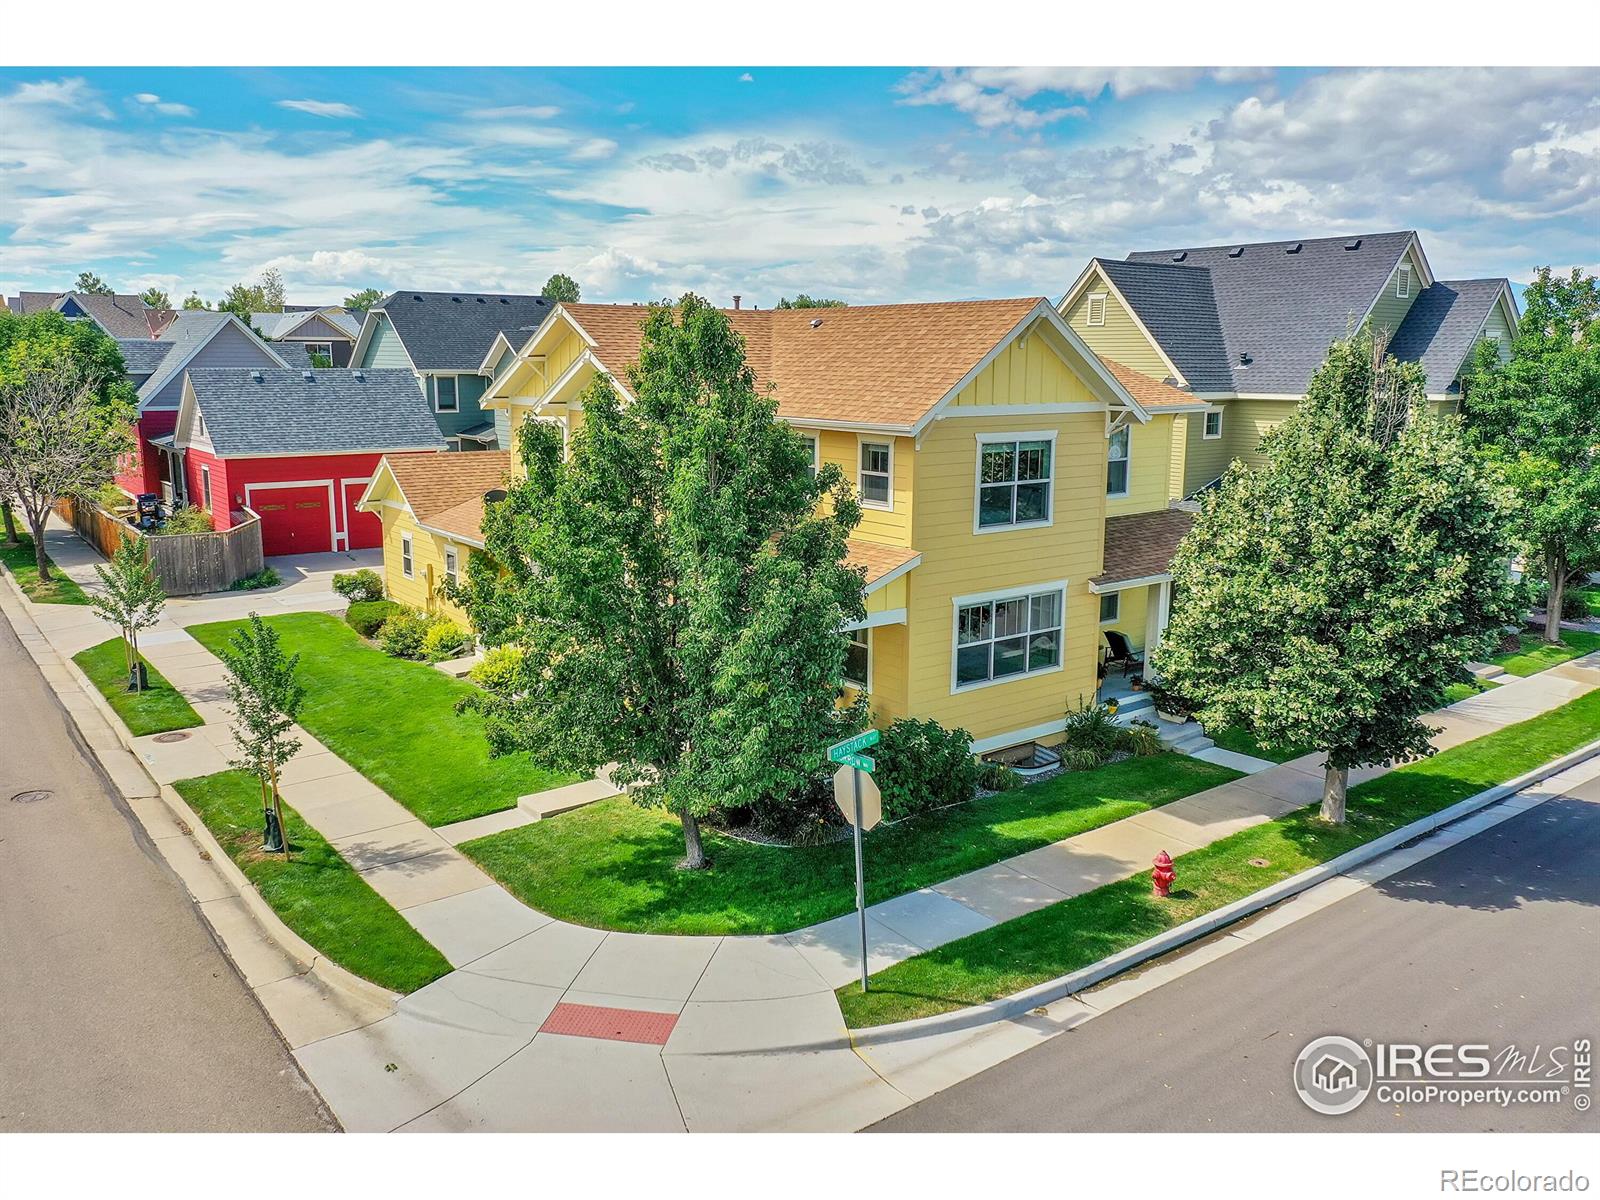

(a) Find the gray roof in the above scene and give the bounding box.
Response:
[184,367,446,457]
[135,312,244,404]
[1389,279,1510,393]
[1093,259,1234,390]
[372,290,556,371]
[8,291,166,339]
[1121,231,1419,393]
[249,309,362,340]
[116,338,175,375]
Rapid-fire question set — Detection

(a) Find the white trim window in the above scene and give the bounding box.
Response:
[859,439,892,509]
[434,375,459,413]
[976,433,1054,531]
[1396,265,1412,299]
[401,532,414,579]
[200,465,212,510]
[798,433,819,478]
[1099,592,1120,623]
[305,341,333,365]
[1202,408,1223,440]
[444,544,459,587]
[954,585,1064,691]
[1085,293,1107,327]
[843,628,869,689]
[1107,426,1131,497]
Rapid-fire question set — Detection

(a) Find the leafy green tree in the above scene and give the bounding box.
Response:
[776,295,846,309]
[74,271,112,295]
[0,310,136,579]
[259,268,286,311]
[181,291,211,310]
[219,614,304,855]
[541,273,581,304]
[344,287,384,312]
[453,295,865,867]
[1462,267,1600,641]
[1153,329,1522,823]
[88,536,165,692]
[138,286,171,310]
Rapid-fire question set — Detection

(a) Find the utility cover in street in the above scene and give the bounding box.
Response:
[832,763,882,829]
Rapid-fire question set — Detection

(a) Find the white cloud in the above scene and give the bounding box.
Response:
[571,137,619,161]
[467,104,561,120]
[132,92,195,118]
[12,77,111,119]
[897,66,1271,128]
[739,73,754,83]
[276,98,362,119]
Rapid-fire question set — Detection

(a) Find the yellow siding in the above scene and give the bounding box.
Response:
[948,334,1097,407]
[865,574,907,615]
[376,506,473,627]
[1369,248,1421,342]
[1223,398,1298,472]
[1103,584,1148,653]
[1063,269,1175,382]
[868,623,910,725]
[542,323,588,383]
[1167,414,1190,500]
[815,428,913,546]
[1106,414,1173,517]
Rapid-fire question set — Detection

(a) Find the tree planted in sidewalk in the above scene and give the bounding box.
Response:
[219,614,304,856]
[1461,266,1600,642]
[453,294,865,868]
[1153,329,1523,823]
[88,536,165,692]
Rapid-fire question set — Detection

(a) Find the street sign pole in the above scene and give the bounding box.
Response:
[852,766,868,992]
[828,728,881,994]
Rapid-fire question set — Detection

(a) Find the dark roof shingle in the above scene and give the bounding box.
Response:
[1092,508,1196,587]
[374,291,557,371]
[184,368,446,457]
[1388,279,1510,394]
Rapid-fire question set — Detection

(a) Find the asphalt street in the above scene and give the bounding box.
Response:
[873,772,1600,1132]
[0,605,334,1131]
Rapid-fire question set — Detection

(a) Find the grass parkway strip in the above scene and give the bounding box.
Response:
[461,754,1242,936]
[1,535,90,605]
[1491,630,1600,677]
[175,770,453,994]
[186,612,577,827]
[835,686,1600,1029]
[72,637,203,737]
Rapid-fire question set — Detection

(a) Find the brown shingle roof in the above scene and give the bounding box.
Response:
[560,298,1045,430]
[1097,357,1207,410]
[1092,508,1196,588]
[844,539,920,588]
[385,450,512,538]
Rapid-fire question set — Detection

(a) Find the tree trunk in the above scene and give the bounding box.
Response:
[269,761,289,860]
[1545,552,1567,643]
[679,810,708,870]
[1320,764,1349,824]
[27,513,50,581]
[1,501,18,548]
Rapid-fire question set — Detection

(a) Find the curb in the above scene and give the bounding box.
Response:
[848,734,1600,1046]
[0,564,398,1017]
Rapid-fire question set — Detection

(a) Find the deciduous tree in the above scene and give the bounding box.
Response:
[138,286,171,310]
[88,536,165,691]
[775,294,846,309]
[541,273,581,304]
[219,614,304,855]
[74,271,112,295]
[344,287,384,312]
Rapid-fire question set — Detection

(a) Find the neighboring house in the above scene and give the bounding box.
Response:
[366,298,1208,753]
[112,312,287,499]
[248,307,362,367]
[349,291,557,450]
[6,290,173,339]
[1059,231,1518,494]
[169,367,446,557]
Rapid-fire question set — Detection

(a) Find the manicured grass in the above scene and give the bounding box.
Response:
[72,637,202,736]
[0,534,90,604]
[1206,725,1309,764]
[187,612,576,827]
[461,754,1242,936]
[837,687,1600,1028]
[175,770,452,993]
[1490,630,1600,678]
[1573,585,1600,618]
[1443,677,1499,705]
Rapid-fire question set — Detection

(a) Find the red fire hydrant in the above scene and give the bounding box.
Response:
[1152,851,1176,898]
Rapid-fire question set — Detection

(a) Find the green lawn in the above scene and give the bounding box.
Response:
[461,754,1242,936]
[187,613,576,827]
[72,637,202,736]
[1573,585,1600,617]
[1490,630,1600,677]
[1,534,90,604]
[838,686,1600,1028]
[175,770,451,993]
[1206,725,1310,764]
[1443,677,1499,705]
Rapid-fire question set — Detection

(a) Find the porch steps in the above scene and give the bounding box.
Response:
[515,767,622,822]
[1467,661,1507,683]
[1156,718,1215,756]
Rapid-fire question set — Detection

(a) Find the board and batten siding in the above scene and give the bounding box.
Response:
[358,314,416,369]
[1062,270,1175,382]
[143,324,281,410]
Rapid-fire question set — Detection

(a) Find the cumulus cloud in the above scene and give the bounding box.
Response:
[739,73,754,83]
[132,92,195,117]
[276,98,363,119]
[897,66,1269,128]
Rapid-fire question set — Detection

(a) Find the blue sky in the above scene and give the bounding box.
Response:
[2,66,1595,307]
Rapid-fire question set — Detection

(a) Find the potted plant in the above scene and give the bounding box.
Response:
[1129,673,1146,691]
[1148,682,1192,724]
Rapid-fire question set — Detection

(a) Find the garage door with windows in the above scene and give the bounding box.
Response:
[250,484,333,556]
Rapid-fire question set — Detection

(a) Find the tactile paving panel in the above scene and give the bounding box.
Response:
[538,1001,679,1045]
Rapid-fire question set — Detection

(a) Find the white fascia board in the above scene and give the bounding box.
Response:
[1088,572,1172,595]
[860,554,922,596]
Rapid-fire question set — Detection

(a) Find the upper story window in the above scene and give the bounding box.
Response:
[954,586,1064,690]
[444,544,459,586]
[843,628,869,689]
[200,465,212,510]
[799,433,819,477]
[859,440,892,509]
[435,375,459,413]
[401,532,414,578]
[305,341,333,366]
[977,434,1054,531]
[1085,294,1107,327]
[1203,409,1223,440]
[1396,265,1412,299]
[1107,426,1131,497]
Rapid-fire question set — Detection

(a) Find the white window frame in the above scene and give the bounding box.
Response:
[858,437,893,511]
[842,627,870,690]
[1396,265,1411,299]
[1202,407,1224,440]
[1106,425,1131,498]
[444,543,459,586]
[973,430,1057,535]
[401,532,414,579]
[1085,293,1107,327]
[304,341,333,363]
[433,374,460,414]
[1099,592,1120,624]
[797,431,820,477]
[199,465,212,510]
[950,581,1067,695]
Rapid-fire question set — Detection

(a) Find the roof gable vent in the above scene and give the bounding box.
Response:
[1238,351,1253,366]
[1170,251,1187,262]
[1286,242,1303,254]
[1227,246,1244,258]
[476,297,486,303]
[499,298,510,304]
[1344,238,1362,251]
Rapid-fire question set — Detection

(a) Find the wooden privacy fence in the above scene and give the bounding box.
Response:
[55,496,264,595]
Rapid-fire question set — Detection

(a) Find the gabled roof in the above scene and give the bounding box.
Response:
[844,539,921,591]
[1090,259,1234,391]
[7,291,169,339]
[180,368,447,457]
[1090,508,1197,591]
[1118,231,1423,394]
[249,308,362,340]
[372,449,513,543]
[1388,279,1517,394]
[1096,357,1210,411]
[361,290,557,372]
[116,338,175,375]
[135,311,287,405]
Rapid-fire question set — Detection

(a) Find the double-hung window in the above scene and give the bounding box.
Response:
[401,532,414,579]
[799,434,819,477]
[843,628,869,689]
[1107,426,1131,496]
[434,375,459,413]
[200,465,212,510]
[954,586,1064,690]
[444,545,459,587]
[977,435,1053,530]
[859,441,891,508]
[1203,409,1223,439]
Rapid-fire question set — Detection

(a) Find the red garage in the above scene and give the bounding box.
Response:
[171,366,447,557]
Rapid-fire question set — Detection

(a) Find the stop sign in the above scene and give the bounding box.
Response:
[832,764,882,830]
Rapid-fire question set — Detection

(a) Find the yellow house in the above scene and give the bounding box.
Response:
[457,297,1207,753]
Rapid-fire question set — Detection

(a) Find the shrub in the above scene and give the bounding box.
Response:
[1119,720,1166,757]
[332,568,384,603]
[1560,588,1592,621]
[468,644,524,694]
[420,620,470,662]
[976,761,1024,792]
[1059,747,1106,773]
[875,717,978,820]
[228,567,280,591]
[379,608,433,659]
[346,599,403,638]
[1147,681,1196,719]
[157,505,215,535]
[1061,697,1124,758]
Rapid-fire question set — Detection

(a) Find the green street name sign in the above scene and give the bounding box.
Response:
[827,729,881,766]
[835,752,875,772]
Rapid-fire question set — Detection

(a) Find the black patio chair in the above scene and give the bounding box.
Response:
[1102,629,1140,677]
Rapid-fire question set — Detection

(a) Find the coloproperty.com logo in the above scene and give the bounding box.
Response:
[1293,1035,1593,1115]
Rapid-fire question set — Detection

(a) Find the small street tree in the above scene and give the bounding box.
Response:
[0,310,135,579]
[1462,267,1600,642]
[1153,329,1523,823]
[88,536,165,692]
[454,295,865,868]
[541,273,580,303]
[219,614,304,855]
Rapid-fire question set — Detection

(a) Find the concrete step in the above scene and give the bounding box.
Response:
[1467,661,1507,682]
[516,775,621,821]
[1155,718,1214,755]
